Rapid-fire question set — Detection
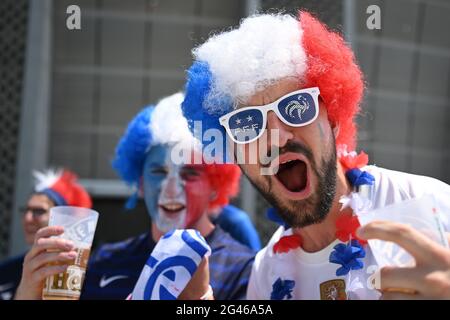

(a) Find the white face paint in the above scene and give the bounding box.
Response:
[156,152,187,233]
[143,144,187,233]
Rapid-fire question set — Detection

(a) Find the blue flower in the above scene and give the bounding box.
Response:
[270,277,295,300]
[346,168,375,187]
[329,240,366,276]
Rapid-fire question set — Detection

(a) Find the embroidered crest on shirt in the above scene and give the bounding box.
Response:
[320,279,347,300]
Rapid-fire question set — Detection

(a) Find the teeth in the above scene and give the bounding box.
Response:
[161,203,184,211]
[281,159,294,165]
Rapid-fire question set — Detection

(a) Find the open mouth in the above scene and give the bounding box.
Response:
[159,203,186,215]
[272,153,311,199]
[276,159,308,192]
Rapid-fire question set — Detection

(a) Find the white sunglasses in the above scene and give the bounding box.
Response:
[219,87,320,144]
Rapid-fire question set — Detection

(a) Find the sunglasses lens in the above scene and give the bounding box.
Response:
[228,109,264,143]
[277,92,317,125]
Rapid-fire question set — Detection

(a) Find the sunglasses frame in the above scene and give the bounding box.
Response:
[219,87,320,144]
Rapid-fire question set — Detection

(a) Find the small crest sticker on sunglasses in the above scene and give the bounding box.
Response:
[278,93,316,124]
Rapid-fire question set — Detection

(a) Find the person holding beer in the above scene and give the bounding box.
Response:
[0,169,92,300]
[15,93,256,300]
[80,92,255,300]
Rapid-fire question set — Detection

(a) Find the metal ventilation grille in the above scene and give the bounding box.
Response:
[0,0,29,258]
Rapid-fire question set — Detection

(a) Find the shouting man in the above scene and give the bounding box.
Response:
[181,12,450,299]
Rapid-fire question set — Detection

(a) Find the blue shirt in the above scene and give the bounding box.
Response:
[214,205,261,251]
[80,226,255,300]
[0,254,25,300]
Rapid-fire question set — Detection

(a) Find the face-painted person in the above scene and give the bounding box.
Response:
[181,12,450,299]
[78,93,256,300]
[2,170,92,300]
[12,94,256,300]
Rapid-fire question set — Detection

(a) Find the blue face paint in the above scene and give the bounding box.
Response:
[143,144,187,233]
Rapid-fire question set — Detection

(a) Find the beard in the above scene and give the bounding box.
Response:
[243,134,337,229]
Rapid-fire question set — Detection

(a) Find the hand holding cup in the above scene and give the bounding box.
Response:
[15,226,77,300]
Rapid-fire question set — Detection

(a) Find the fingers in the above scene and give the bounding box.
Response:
[34,226,64,244]
[380,291,422,300]
[28,250,77,273]
[379,266,425,293]
[197,257,209,276]
[15,226,76,300]
[189,257,209,287]
[178,257,210,300]
[31,264,69,284]
[357,221,445,265]
[26,237,74,262]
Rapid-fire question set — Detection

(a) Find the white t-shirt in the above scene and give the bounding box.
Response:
[247,166,450,300]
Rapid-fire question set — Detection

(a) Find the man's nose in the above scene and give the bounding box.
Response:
[266,111,294,149]
[162,175,183,198]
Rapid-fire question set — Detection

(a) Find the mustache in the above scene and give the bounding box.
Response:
[279,141,314,164]
[262,140,315,168]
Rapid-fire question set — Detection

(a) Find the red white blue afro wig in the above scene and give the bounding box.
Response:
[112,92,241,209]
[33,169,92,208]
[182,11,364,154]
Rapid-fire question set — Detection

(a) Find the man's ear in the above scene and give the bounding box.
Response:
[332,124,340,139]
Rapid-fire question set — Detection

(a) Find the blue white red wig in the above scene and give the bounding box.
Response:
[112,92,241,210]
[112,93,193,187]
[182,11,364,152]
[33,169,92,208]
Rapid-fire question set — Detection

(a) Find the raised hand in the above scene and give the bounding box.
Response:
[14,226,77,300]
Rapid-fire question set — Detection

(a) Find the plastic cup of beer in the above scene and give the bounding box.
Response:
[42,206,99,300]
[357,194,449,268]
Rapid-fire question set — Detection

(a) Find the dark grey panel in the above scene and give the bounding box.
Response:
[98,75,144,126]
[201,0,243,19]
[49,131,93,177]
[147,0,197,15]
[355,41,380,87]
[354,0,383,38]
[372,97,409,145]
[148,77,185,103]
[372,148,408,173]
[53,4,96,66]
[0,0,28,258]
[416,53,450,98]
[51,73,96,125]
[411,152,444,180]
[377,46,414,93]
[149,22,196,70]
[261,0,343,31]
[382,0,419,42]
[412,104,447,150]
[421,3,450,49]
[95,133,121,179]
[100,19,146,68]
